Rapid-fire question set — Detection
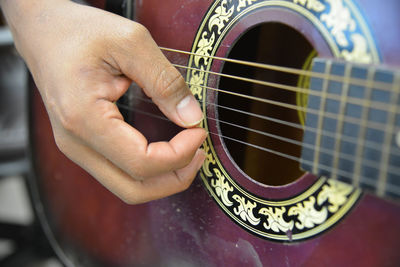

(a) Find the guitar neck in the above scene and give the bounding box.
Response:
[301,58,400,198]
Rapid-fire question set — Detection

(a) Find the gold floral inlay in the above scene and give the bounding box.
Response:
[187,0,377,241]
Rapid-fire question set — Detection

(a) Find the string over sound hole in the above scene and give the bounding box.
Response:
[218,23,315,186]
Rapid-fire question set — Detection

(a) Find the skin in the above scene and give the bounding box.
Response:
[0,0,207,204]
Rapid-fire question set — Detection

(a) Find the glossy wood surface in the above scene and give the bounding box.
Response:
[29,1,400,266]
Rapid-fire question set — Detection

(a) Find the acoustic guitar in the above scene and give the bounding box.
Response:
[28,0,400,266]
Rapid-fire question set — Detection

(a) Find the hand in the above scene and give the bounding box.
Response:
[1,0,206,204]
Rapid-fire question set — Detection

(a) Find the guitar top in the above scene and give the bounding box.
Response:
[28,0,400,266]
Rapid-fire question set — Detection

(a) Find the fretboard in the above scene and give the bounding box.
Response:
[301,58,400,199]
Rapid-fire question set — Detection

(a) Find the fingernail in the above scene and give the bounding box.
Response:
[176,95,203,127]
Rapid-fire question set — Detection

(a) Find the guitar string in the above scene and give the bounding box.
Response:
[203,99,400,157]
[117,93,400,171]
[161,47,400,156]
[124,91,399,156]
[185,73,400,158]
[160,46,398,93]
[116,102,400,196]
[185,81,400,134]
[116,97,400,176]
[174,64,400,119]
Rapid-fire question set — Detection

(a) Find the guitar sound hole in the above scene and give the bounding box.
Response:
[218,23,314,186]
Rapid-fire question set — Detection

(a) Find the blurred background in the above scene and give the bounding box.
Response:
[0,13,61,267]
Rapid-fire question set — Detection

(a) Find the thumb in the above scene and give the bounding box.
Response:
[111,22,203,128]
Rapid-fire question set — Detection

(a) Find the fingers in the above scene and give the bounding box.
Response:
[24,6,209,204]
[136,149,206,202]
[57,131,206,204]
[75,20,208,180]
[72,98,207,179]
[145,128,208,175]
[52,79,207,203]
[109,22,203,128]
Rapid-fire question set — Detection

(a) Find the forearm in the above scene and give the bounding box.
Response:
[1,0,51,33]
[1,0,205,204]
[0,0,68,23]
[0,0,68,61]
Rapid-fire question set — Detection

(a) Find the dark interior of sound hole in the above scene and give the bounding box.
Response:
[218,23,314,186]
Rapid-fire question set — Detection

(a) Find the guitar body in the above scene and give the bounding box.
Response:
[28,0,400,266]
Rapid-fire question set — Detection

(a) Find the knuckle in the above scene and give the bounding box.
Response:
[177,175,192,191]
[44,92,82,135]
[59,109,81,135]
[155,67,187,101]
[118,186,148,205]
[124,22,151,43]
[53,134,68,154]
[119,193,139,205]
[134,23,151,39]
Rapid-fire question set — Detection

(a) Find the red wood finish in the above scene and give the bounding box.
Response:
[29,1,400,266]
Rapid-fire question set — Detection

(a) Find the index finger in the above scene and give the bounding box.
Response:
[108,21,204,128]
[82,98,207,180]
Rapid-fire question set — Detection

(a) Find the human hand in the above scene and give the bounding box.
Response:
[1,0,206,204]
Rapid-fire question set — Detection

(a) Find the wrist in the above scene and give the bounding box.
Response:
[0,0,69,35]
[0,0,71,62]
